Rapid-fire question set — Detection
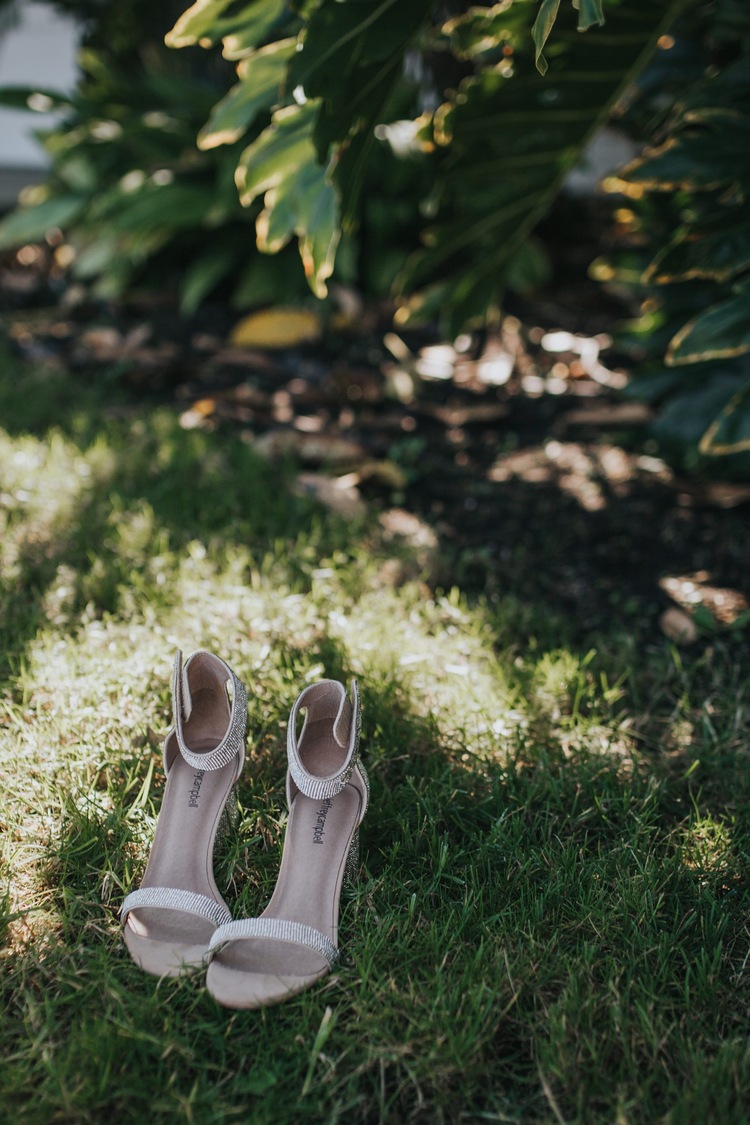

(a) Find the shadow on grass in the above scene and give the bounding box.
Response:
[3,355,750,1121]
[4,643,748,1123]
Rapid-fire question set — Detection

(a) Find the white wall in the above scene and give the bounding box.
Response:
[0,1,80,169]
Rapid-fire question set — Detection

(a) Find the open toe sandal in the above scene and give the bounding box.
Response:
[120,649,247,976]
[206,678,367,1009]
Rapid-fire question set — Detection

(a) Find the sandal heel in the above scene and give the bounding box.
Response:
[343,829,360,895]
[217,784,240,841]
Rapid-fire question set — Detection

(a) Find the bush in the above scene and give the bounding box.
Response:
[608,1,750,469]
[3,0,749,473]
[1,0,674,320]
[0,0,311,311]
[163,0,676,327]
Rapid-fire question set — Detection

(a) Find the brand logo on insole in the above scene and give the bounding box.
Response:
[313,797,333,844]
[188,770,205,807]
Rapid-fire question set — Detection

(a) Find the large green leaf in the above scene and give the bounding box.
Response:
[219,0,289,59]
[197,38,295,150]
[165,0,238,47]
[532,0,561,75]
[289,0,434,151]
[668,286,750,364]
[577,0,606,32]
[650,369,745,449]
[90,180,219,233]
[621,123,750,191]
[258,158,339,297]
[235,102,318,203]
[0,195,87,248]
[180,241,241,313]
[646,217,750,284]
[0,85,73,112]
[533,0,605,74]
[236,101,339,295]
[699,378,750,455]
[399,0,683,330]
[167,0,288,54]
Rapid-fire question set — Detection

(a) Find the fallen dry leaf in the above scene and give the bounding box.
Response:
[414,401,510,427]
[671,479,750,510]
[559,403,653,428]
[659,606,698,645]
[355,460,408,491]
[379,508,438,550]
[295,473,365,517]
[253,429,367,465]
[230,307,322,349]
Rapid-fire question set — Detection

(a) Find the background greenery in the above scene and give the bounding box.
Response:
[2,0,750,467]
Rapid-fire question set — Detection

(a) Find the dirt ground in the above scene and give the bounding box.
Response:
[2,224,749,655]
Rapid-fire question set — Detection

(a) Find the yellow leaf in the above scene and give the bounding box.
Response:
[229,307,322,349]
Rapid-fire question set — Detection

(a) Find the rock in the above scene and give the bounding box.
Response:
[659,606,698,645]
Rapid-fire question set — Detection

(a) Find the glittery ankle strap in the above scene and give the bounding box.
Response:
[286,678,362,804]
[168,649,247,775]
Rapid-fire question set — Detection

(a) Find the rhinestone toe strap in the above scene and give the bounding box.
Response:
[172,650,247,773]
[287,679,361,803]
[208,917,339,968]
[120,887,232,928]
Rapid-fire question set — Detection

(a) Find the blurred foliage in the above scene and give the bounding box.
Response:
[604,0,750,470]
[0,0,312,311]
[3,0,750,472]
[164,0,677,327]
[0,0,676,322]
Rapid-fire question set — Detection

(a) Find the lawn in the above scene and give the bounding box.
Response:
[1,348,749,1124]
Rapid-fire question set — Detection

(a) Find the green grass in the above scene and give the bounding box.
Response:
[1,352,750,1123]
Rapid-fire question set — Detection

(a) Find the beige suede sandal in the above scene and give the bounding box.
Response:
[120,649,247,976]
[205,678,367,1009]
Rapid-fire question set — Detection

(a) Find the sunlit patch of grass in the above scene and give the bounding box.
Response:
[2,352,750,1123]
[681,814,734,882]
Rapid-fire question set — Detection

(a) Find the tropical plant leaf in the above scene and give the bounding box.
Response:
[197,38,295,150]
[650,369,746,450]
[577,0,606,33]
[532,0,561,75]
[504,236,552,294]
[0,195,87,248]
[646,218,750,284]
[699,378,750,455]
[0,85,73,111]
[615,41,750,466]
[99,182,219,233]
[165,0,238,48]
[289,0,434,152]
[180,241,240,314]
[235,102,318,204]
[219,0,289,59]
[236,101,339,296]
[399,0,682,331]
[257,157,339,297]
[668,286,750,364]
[620,125,750,191]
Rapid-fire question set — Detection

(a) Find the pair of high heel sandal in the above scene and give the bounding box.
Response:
[120,650,368,1010]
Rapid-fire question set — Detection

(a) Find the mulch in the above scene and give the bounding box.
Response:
[2,240,749,652]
